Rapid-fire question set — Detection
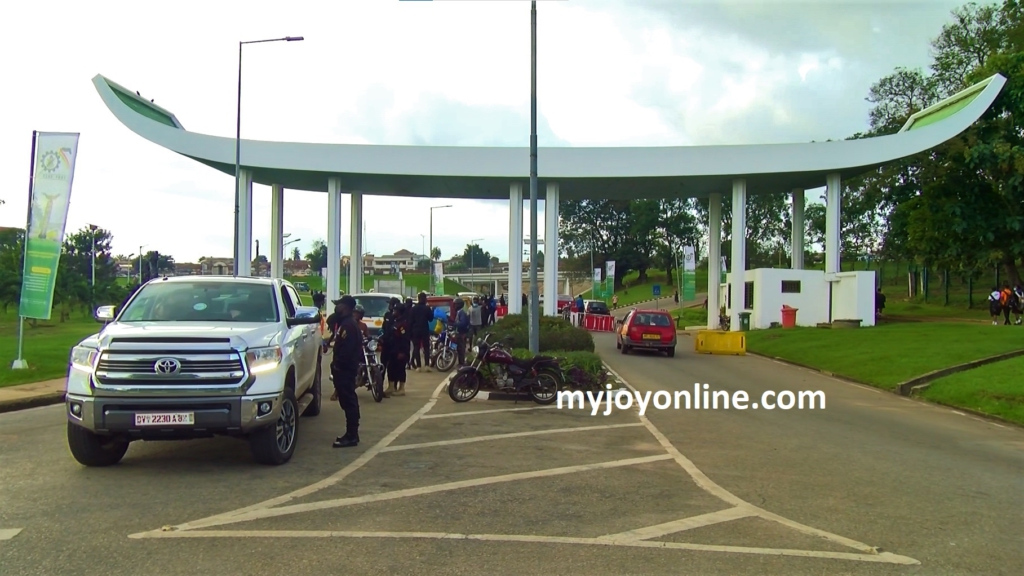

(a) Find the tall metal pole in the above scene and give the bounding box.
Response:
[429,211,433,294]
[233,41,242,277]
[13,130,38,370]
[528,0,540,355]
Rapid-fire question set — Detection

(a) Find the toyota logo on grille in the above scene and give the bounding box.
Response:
[154,358,181,375]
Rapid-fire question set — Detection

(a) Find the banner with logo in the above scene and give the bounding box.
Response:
[720,256,728,284]
[605,260,615,282]
[593,267,601,284]
[682,246,696,302]
[433,262,444,292]
[19,132,80,320]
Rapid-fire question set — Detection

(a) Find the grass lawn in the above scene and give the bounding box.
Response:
[883,300,989,321]
[0,309,99,388]
[669,307,708,327]
[745,323,1024,391]
[919,357,1024,425]
[582,268,709,307]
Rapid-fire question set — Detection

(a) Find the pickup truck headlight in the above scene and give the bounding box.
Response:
[70,346,99,373]
[246,346,282,374]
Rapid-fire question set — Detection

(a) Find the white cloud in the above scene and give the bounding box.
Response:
[0,0,960,264]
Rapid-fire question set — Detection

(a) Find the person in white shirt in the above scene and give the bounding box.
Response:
[989,287,1003,325]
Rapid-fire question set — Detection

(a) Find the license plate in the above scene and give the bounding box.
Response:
[134,412,194,426]
[642,333,661,340]
[450,342,458,350]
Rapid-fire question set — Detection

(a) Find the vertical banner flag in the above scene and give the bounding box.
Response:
[605,260,616,299]
[20,132,80,320]
[720,256,728,285]
[682,246,696,302]
[433,262,444,291]
[593,267,601,284]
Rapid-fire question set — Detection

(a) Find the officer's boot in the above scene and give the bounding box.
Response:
[333,431,358,448]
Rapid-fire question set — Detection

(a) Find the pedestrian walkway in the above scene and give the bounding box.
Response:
[0,378,65,413]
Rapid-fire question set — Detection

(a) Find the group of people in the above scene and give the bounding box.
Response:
[989,283,1024,325]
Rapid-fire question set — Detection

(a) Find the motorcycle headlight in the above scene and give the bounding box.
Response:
[246,346,282,374]
[366,339,378,352]
[70,346,99,373]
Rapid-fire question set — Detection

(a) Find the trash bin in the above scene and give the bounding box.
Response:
[780,305,798,329]
[738,312,751,332]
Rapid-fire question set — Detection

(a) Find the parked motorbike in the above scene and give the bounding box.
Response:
[447,333,560,404]
[356,336,386,402]
[430,327,458,372]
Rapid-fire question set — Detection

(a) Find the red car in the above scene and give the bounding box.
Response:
[616,309,677,357]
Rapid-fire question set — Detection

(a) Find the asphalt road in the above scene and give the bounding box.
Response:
[1,338,1021,575]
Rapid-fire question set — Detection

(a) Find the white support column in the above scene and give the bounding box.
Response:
[236,169,253,277]
[327,177,342,302]
[730,179,747,332]
[349,191,363,295]
[543,182,559,316]
[791,188,804,270]
[825,173,841,275]
[707,192,722,330]
[508,183,524,314]
[270,184,284,279]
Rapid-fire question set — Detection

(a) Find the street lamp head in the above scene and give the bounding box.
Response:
[285,36,304,42]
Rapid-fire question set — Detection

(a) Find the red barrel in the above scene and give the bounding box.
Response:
[781,305,798,328]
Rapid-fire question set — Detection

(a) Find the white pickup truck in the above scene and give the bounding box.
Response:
[64,276,324,467]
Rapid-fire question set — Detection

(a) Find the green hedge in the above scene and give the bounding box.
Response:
[483,314,594,353]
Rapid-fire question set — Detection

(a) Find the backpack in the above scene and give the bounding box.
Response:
[1011,290,1021,310]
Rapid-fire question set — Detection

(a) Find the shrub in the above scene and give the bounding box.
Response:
[484,314,594,352]
[510,349,608,391]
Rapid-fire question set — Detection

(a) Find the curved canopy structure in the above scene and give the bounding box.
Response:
[92,73,1005,200]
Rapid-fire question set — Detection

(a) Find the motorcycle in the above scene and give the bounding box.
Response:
[447,333,561,404]
[356,336,386,402]
[430,327,459,372]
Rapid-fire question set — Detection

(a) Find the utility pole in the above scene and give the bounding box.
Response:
[528,0,540,355]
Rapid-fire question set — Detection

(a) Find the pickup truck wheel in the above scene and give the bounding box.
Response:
[302,353,323,417]
[250,388,298,465]
[67,423,128,467]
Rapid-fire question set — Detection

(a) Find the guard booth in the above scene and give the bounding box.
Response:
[721,269,876,329]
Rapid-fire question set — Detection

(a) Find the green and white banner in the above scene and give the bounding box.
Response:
[682,246,696,302]
[19,132,80,320]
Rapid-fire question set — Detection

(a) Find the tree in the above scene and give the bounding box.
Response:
[291,246,301,260]
[461,243,491,269]
[0,227,24,313]
[305,240,327,271]
[430,247,441,261]
[416,258,431,271]
[930,2,1005,97]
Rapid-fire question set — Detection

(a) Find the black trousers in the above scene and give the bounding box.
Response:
[411,333,429,368]
[331,366,360,436]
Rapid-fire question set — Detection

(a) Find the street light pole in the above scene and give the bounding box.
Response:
[429,204,452,294]
[471,238,483,292]
[138,245,146,285]
[233,35,304,276]
[528,0,540,354]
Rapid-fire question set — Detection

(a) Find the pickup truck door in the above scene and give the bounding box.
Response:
[279,286,309,389]
[285,284,319,384]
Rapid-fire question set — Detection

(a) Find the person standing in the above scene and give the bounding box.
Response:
[989,286,1002,325]
[385,304,411,396]
[380,297,400,381]
[874,288,886,320]
[469,297,483,340]
[488,293,497,325]
[330,296,361,448]
[410,292,433,372]
[1001,282,1013,325]
[454,299,470,366]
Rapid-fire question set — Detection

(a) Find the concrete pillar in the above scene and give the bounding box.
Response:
[236,169,253,277]
[730,179,746,331]
[825,173,841,275]
[349,191,363,295]
[327,177,342,302]
[508,183,524,314]
[270,184,284,279]
[791,188,804,270]
[706,192,722,330]
[543,182,559,316]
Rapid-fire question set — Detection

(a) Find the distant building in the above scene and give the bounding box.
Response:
[365,249,425,274]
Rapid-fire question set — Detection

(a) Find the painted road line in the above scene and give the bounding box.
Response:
[421,406,559,419]
[133,529,919,565]
[597,507,756,542]
[381,423,644,452]
[0,529,23,540]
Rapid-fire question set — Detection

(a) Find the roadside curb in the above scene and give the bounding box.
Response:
[747,351,1024,429]
[0,392,66,415]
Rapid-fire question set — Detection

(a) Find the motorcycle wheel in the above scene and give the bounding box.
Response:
[448,372,480,403]
[370,366,385,403]
[528,371,560,405]
[436,348,457,372]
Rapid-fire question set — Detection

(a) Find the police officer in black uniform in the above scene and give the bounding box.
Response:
[331,295,361,448]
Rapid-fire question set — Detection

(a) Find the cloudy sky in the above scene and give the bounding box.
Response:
[0,0,966,264]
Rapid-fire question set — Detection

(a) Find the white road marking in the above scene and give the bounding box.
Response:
[130,365,922,565]
[597,507,755,542]
[382,423,644,452]
[147,455,673,530]
[952,411,966,416]
[991,423,1007,429]
[135,529,919,565]
[0,529,23,540]
[421,406,559,419]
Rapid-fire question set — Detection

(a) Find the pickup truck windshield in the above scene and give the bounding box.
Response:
[119,282,280,322]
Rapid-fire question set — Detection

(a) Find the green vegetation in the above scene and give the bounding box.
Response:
[482,314,595,353]
[0,308,98,387]
[920,358,1024,425]
[669,306,708,327]
[745,323,1024,391]
[282,274,468,296]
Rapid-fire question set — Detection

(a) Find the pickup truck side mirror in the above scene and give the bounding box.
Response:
[94,305,116,323]
[287,305,321,327]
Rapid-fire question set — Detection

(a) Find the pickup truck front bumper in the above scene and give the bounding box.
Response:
[66,392,284,438]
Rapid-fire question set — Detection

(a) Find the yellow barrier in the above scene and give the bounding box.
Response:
[694,330,746,355]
